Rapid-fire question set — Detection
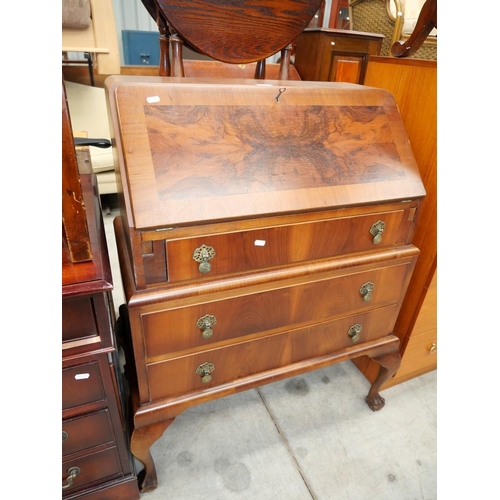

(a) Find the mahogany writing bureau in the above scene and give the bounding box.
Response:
[105,76,425,492]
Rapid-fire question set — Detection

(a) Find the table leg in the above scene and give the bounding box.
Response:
[365,351,401,411]
[131,418,175,492]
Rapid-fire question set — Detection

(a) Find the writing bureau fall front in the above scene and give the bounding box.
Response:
[105,76,425,492]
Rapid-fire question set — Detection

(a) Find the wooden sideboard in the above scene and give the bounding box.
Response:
[62,172,140,499]
[293,28,384,84]
[106,76,425,492]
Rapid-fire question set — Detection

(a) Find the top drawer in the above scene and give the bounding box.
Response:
[167,207,413,282]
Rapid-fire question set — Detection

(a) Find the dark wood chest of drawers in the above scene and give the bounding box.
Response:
[105,76,425,492]
[62,174,140,499]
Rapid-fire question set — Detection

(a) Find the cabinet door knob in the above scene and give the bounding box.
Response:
[193,244,216,273]
[196,314,217,339]
[348,324,362,343]
[370,220,386,244]
[196,362,215,383]
[359,281,374,302]
[62,466,80,490]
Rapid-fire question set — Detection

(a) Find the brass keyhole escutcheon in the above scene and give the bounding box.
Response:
[62,466,81,490]
[196,362,215,383]
[348,324,362,343]
[359,281,374,302]
[192,244,216,273]
[370,220,386,244]
[196,314,217,339]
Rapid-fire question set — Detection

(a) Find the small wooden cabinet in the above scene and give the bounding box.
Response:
[105,77,425,493]
[293,28,384,83]
[62,174,140,500]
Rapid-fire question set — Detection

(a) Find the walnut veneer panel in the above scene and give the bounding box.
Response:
[142,259,412,360]
[147,305,399,400]
[106,77,425,230]
[166,206,414,282]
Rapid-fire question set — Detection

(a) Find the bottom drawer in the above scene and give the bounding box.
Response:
[62,446,122,494]
[396,329,437,379]
[147,304,398,401]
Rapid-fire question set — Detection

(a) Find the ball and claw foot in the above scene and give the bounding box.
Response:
[365,393,386,412]
[364,351,401,411]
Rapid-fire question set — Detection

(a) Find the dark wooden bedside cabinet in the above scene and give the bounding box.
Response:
[62,173,140,500]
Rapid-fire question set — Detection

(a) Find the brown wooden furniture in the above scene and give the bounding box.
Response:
[62,81,92,263]
[141,0,322,78]
[293,28,383,83]
[391,0,437,58]
[105,75,426,492]
[62,173,140,499]
[353,55,437,386]
[62,82,140,499]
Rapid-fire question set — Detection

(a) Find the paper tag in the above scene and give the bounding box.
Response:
[146,96,160,103]
[75,373,90,380]
[254,240,266,247]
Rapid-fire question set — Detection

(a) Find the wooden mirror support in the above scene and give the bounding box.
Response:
[391,0,437,57]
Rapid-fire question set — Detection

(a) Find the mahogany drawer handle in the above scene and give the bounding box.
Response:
[195,362,215,383]
[370,220,386,244]
[348,324,362,343]
[62,466,80,490]
[196,314,217,339]
[192,244,216,273]
[359,281,374,302]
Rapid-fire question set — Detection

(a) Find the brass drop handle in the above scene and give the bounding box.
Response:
[62,431,68,442]
[196,314,217,339]
[62,466,81,490]
[348,324,362,343]
[429,343,437,354]
[359,281,374,302]
[192,244,216,273]
[370,220,386,244]
[196,362,215,383]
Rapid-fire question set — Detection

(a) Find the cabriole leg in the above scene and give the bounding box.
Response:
[131,418,175,492]
[365,351,401,411]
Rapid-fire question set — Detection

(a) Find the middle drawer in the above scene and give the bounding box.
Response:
[142,259,412,361]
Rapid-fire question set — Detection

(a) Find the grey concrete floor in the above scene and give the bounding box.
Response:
[102,205,437,500]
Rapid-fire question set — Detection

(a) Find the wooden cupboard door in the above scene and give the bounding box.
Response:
[329,54,367,83]
[146,304,399,401]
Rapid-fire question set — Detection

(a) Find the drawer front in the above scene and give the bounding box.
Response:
[142,260,412,360]
[62,409,115,457]
[147,305,399,401]
[166,209,412,282]
[62,362,105,411]
[62,293,112,345]
[62,446,122,494]
[396,329,437,380]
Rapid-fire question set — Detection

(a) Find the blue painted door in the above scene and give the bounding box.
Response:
[122,30,160,65]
